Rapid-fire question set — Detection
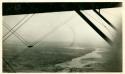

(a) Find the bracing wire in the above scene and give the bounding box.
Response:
[69,26,81,48]
[3,57,16,72]
[11,47,30,61]
[3,23,29,46]
[99,10,117,31]
[3,14,34,42]
[95,10,114,37]
[4,22,29,44]
[97,14,114,37]
[3,13,75,72]
[3,14,35,67]
[30,14,75,47]
[3,15,28,38]
[13,14,76,63]
[2,14,31,72]
[84,11,113,37]
[69,26,76,47]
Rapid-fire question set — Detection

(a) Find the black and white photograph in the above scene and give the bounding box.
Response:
[2,2,122,73]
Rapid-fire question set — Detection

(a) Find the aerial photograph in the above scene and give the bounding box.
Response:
[2,2,122,72]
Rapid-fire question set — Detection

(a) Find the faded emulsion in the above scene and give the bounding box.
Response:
[2,2,122,72]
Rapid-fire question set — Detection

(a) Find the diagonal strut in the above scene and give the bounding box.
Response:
[75,10,112,45]
[93,9,116,30]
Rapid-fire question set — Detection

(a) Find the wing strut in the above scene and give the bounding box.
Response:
[75,10,112,45]
[93,9,116,30]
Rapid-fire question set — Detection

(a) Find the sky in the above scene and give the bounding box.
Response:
[2,7,122,48]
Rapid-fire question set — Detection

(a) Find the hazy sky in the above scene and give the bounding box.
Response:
[3,7,121,47]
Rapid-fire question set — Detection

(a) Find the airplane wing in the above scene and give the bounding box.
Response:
[3,2,122,16]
